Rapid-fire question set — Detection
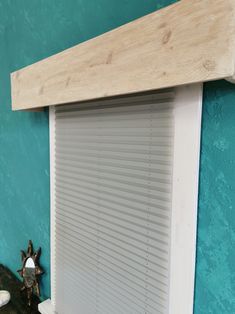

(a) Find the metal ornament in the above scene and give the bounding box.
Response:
[17,240,44,306]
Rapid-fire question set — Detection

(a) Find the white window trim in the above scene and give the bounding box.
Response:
[38,104,56,314]
[39,83,202,314]
[168,84,202,314]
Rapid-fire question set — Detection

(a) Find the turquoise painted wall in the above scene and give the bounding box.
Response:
[194,80,235,313]
[0,0,235,311]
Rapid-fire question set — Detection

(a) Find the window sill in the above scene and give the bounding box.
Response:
[38,299,54,314]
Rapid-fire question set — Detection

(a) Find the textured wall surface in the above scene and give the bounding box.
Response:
[194,81,235,314]
[0,0,235,311]
[0,5,50,300]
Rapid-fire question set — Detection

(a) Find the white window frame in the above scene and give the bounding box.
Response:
[39,83,202,314]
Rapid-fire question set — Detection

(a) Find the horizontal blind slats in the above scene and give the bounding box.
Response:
[56,160,172,183]
[54,91,174,314]
[55,109,173,121]
[56,202,170,247]
[55,89,174,112]
[56,118,173,130]
[56,155,172,175]
[56,212,169,260]
[56,180,171,209]
[56,185,171,214]
[56,141,173,156]
[56,193,170,224]
[56,215,169,272]
[57,245,168,308]
[56,166,172,190]
[55,96,174,114]
[59,258,163,314]
[56,188,170,221]
[57,243,169,306]
[60,261,166,314]
[56,146,172,164]
[56,196,170,230]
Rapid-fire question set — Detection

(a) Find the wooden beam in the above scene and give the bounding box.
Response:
[11,0,235,111]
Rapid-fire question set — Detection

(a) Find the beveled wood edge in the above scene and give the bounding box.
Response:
[11,0,235,111]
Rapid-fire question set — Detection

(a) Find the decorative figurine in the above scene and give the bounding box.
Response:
[17,240,44,306]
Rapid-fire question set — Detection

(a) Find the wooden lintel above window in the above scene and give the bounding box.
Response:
[11,0,235,111]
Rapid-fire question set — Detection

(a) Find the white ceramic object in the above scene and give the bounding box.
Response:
[0,290,10,308]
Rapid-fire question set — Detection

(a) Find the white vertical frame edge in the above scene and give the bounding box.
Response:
[38,106,56,314]
[169,83,202,314]
[49,106,56,310]
[39,84,203,314]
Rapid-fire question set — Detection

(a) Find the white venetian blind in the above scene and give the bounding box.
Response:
[53,90,175,314]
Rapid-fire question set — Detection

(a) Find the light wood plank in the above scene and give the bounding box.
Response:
[11,0,235,110]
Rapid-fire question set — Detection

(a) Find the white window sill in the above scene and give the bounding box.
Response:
[38,299,54,314]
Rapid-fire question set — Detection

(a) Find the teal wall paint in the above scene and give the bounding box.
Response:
[0,7,51,300]
[0,0,235,311]
[194,80,235,314]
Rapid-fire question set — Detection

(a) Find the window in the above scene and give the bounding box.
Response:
[39,84,202,314]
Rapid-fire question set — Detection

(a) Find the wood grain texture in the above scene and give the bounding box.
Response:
[11,0,235,110]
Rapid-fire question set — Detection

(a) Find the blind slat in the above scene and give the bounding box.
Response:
[54,91,174,314]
